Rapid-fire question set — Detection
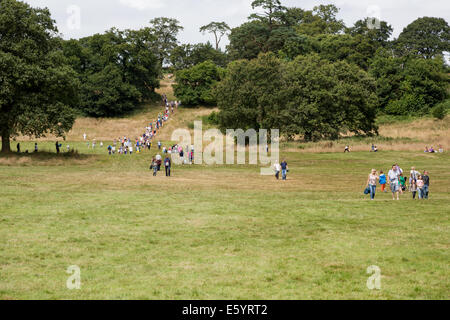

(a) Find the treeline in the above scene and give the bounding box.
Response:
[173,0,450,139]
[1,0,450,153]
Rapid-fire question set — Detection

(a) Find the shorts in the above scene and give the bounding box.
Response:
[390,182,399,193]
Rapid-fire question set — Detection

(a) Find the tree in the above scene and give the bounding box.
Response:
[149,17,184,66]
[216,53,284,131]
[297,5,345,36]
[227,21,272,60]
[216,53,378,141]
[315,33,380,70]
[370,49,448,115]
[173,61,224,106]
[200,22,231,50]
[282,54,378,140]
[0,0,79,153]
[170,42,228,70]
[396,17,450,59]
[62,27,161,117]
[347,18,393,47]
[249,0,286,29]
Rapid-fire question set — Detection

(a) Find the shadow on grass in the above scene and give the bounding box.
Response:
[0,150,96,166]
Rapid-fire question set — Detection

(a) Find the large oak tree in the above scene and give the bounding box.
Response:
[0,0,79,153]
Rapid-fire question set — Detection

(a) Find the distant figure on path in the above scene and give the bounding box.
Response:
[83,133,87,141]
[17,143,20,153]
[34,143,38,153]
[55,141,60,154]
[344,146,350,153]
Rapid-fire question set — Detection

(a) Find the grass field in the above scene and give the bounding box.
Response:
[1,81,449,300]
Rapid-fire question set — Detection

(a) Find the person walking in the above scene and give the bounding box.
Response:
[274,162,281,180]
[422,171,430,199]
[17,143,20,153]
[164,156,172,177]
[410,167,419,185]
[151,157,158,176]
[281,160,289,180]
[417,175,425,199]
[55,141,60,154]
[379,170,387,192]
[34,143,38,153]
[410,179,418,199]
[388,165,400,200]
[366,169,379,200]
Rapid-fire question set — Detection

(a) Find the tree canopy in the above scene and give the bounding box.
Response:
[200,22,231,50]
[62,28,161,117]
[216,53,379,141]
[173,61,224,106]
[0,0,79,153]
[396,17,450,59]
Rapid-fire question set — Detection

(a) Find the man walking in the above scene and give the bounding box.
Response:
[388,165,400,200]
[281,159,289,180]
[164,156,171,177]
[422,171,430,199]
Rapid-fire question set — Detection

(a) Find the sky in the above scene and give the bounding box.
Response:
[26,0,450,48]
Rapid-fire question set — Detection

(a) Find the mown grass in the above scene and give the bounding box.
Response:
[2,78,449,299]
[0,147,449,300]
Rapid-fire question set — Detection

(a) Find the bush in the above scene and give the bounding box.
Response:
[432,100,449,120]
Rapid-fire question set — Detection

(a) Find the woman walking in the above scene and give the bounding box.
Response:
[366,169,379,200]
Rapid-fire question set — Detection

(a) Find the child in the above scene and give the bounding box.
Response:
[410,179,418,199]
[379,170,387,192]
[416,175,425,199]
[399,174,406,193]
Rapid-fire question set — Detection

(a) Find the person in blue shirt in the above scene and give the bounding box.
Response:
[281,160,288,180]
[379,170,387,192]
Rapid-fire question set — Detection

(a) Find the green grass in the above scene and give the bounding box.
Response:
[0,147,449,300]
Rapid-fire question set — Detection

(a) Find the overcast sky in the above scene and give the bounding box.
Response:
[27,0,450,47]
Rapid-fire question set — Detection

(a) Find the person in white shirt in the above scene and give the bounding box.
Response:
[410,167,420,185]
[388,165,401,200]
[274,162,281,180]
[83,133,87,141]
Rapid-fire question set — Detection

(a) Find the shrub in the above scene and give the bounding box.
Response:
[431,100,449,120]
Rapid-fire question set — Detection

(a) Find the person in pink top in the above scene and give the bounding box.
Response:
[416,175,425,199]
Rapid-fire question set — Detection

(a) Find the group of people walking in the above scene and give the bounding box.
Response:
[79,95,180,157]
[366,165,431,200]
[274,160,289,180]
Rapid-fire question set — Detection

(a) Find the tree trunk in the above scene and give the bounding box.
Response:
[1,127,11,153]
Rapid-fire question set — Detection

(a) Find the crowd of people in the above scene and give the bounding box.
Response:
[366,165,431,200]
